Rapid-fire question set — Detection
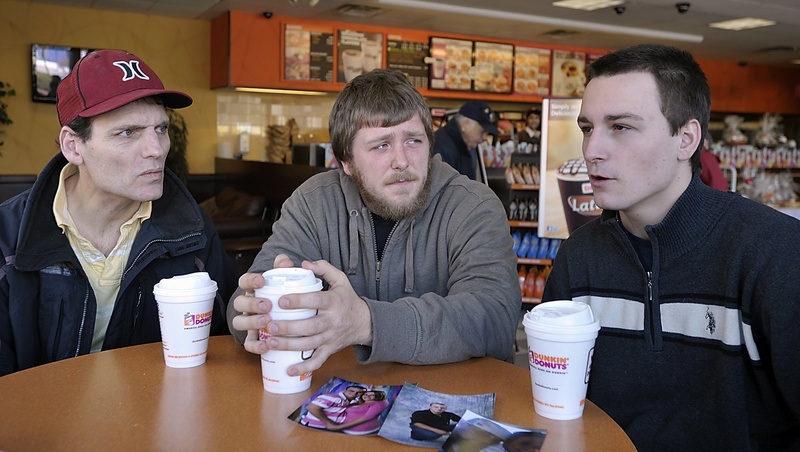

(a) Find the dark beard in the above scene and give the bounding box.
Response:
[351,159,432,222]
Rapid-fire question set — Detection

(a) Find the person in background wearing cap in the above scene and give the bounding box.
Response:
[432,100,499,180]
[229,69,519,376]
[0,49,235,376]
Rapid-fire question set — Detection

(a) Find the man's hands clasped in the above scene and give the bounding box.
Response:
[231,254,373,377]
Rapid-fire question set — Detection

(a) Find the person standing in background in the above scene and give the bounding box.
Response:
[542,43,800,450]
[433,100,499,180]
[518,107,541,148]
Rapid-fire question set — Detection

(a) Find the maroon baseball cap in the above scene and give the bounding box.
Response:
[57,49,193,126]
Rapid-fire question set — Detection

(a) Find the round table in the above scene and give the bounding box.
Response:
[0,336,635,451]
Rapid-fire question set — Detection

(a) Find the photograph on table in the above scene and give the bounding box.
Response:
[290,376,403,436]
[441,410,548,452]
[378,382,496,449]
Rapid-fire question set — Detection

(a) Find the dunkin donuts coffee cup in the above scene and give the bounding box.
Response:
[556,158,602,234]
[255,268,323,394]
[523,300,600,420]
[153,272,218,368]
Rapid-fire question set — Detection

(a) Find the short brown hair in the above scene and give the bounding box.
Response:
[328,69,433,163]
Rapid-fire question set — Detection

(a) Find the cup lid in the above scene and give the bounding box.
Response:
[262,268,319,288]
[156,272,213,290]
[526,300,596,327]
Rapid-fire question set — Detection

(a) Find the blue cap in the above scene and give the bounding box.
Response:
[459,100,499,135]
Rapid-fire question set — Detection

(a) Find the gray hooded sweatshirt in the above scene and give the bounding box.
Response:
[228,155,521,364]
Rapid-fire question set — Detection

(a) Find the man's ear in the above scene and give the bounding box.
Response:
[59,126,84,165]
[341,159,353,176]
[678,119,702,162]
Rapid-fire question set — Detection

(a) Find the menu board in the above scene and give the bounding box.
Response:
[514,46,551,96]
[386,37,429,89]
[284,24,334,82]
[428,37,473,91]
[337,29,383,83]
[472,41,513,93]
[551,50,587,97]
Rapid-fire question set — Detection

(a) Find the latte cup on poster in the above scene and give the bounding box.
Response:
[342,49,364,82]
[523,300,600,420]
[153,272,218,368]
[556,158,602,233]
[255,268,323,394]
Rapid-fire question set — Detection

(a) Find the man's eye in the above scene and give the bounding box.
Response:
[612,124,631,131]
[578,125,592,134]
[119,129,134,138]
[156,125,169,134]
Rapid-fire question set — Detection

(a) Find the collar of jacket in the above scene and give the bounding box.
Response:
[599,173,736,265]
[13,153,206,272]
[442,118,472,154]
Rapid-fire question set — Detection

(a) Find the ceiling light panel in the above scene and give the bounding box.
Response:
[552,0,624,11]
[709,17,777,31]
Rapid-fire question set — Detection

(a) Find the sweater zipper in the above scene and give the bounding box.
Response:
[646,270,654,341]
[371,218,398,301]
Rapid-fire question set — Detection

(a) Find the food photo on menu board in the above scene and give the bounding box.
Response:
[428,37,473,91]
[337,29,383,83]
[285,27,311,81]
[284,24,335,82]
[551,50,587,97]
[514,46,552,96]
[472,41,513,93]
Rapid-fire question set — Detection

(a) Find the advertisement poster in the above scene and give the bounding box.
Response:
[428,37,473,91]
[337,29,383,83]
[513,46,551,96]
[472,41,513,93]
[538,98,601,239]
[284,24,334,82]
[551,50,586,97]
[386,37,429,89]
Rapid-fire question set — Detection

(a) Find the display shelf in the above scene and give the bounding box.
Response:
[509,220,538,228]
[510,183,539,190]
[518,258,552,265]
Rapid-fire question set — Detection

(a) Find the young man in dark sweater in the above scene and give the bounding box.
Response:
[543,44,800,451]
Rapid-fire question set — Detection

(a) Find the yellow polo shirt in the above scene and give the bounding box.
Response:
[53,164,152,352]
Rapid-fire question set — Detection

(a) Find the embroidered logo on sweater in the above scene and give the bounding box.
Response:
[705,308,716,335]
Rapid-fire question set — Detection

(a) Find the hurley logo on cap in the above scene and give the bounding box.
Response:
[112,60,150,82]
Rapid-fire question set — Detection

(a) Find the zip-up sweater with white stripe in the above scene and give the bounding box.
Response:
[228,155,521,364]
[543,174,800,451]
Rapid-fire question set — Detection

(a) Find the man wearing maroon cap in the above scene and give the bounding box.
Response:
[0,50,234,376]
[432,100,499,180]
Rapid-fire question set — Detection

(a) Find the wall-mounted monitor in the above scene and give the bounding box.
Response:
[31,44,93,104]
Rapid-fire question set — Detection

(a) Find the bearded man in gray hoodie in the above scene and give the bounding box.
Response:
[228,69,520,376]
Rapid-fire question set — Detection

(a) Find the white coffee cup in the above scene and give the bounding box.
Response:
[522,300,600,420]
[361,39,381,72]
[153,272,218,368]
[255,268,323,394]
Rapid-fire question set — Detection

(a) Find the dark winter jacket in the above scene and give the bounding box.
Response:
[0,154,234,376]
[543,175,800,451]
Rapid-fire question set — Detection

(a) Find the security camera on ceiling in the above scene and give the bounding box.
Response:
[614,5,626,15]
[675,2,690,13]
